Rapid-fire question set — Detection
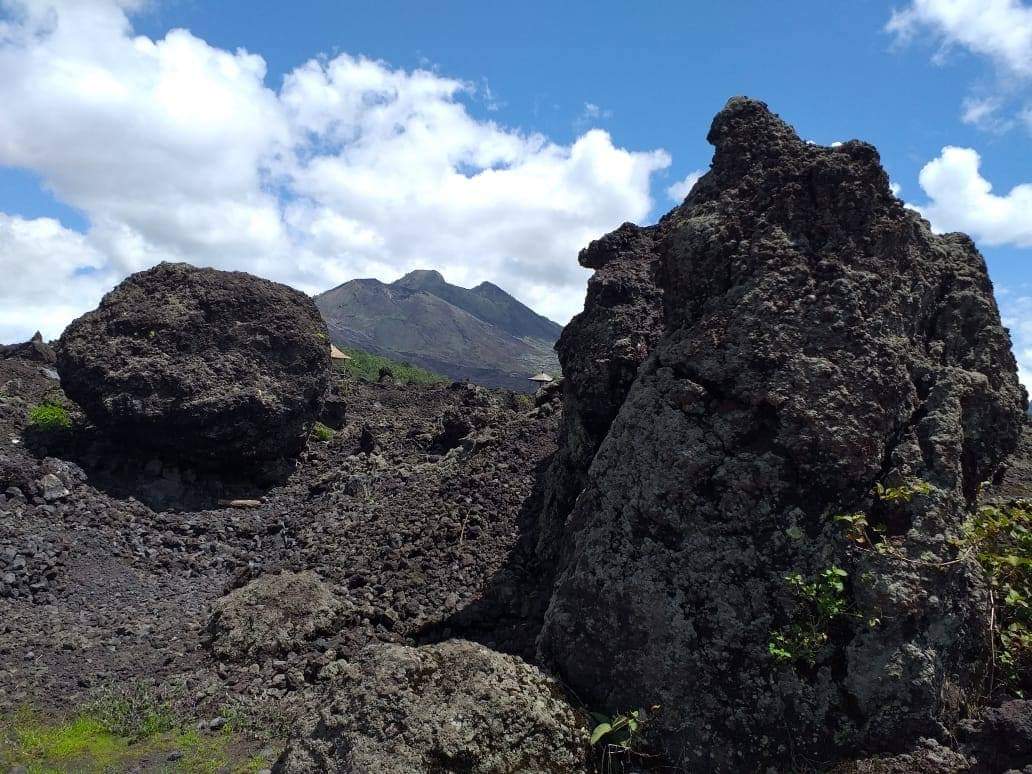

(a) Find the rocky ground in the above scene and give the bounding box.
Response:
[0,354,562,769]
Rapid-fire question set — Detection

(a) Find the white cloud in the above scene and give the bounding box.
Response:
[0,0,670,342]
[666,169,705,202]
[890,181,903,197]
[961,95,1017,132]
[887,0,1032,78]
[911,146,1032,247]
[0,213,118,339]
[887,0,1032,131]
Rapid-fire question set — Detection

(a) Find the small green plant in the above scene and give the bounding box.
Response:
[27,401,71,432]
[312,422,335,442]
[834,512,871,545]
[589,706,657,772]
[769,568,850,665]
[873,479,934,504]
[961,501,1032,693]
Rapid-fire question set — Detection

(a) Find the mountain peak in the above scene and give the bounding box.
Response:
[393,269,446,289]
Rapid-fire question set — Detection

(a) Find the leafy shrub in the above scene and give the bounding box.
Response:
[961,501,1032,692]
[769,567,850,665]
[27,401,71,432]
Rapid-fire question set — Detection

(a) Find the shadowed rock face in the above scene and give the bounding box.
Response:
[56,262,330,473]
[534,98,1027,770]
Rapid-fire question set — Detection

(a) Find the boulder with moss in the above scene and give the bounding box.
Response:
[207,571,346,662]
[274,640,587,773]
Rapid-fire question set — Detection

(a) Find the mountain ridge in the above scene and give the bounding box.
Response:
[315,271,562,391]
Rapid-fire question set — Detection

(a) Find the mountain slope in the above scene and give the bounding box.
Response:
[315,271,561,391]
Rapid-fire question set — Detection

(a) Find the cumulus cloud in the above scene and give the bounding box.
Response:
[0,0,670,342]
[911,146,1032,247]
[666,170,705,202]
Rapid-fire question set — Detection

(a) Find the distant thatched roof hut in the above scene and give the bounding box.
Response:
[529,372,553,384]
[330,344,351,361]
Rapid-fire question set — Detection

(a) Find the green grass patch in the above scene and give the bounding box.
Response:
[0,692,274,774]
[336,346,447,385]
[27,401,71,432]
[312,422,335,442]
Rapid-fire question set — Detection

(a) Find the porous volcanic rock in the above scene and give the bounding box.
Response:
[534,97,1027,770]
[56,262,330,470]
[0,331,56,364]
[274,639,587,773]
[827,740,974,774]
[528,220,665,588]
[207,571,345,662]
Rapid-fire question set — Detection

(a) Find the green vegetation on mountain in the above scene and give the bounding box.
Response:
[337,346,447,385]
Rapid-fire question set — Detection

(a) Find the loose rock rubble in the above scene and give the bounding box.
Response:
[0,352,564,759]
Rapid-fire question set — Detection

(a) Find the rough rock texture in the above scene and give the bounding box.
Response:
[828,739,974,774]
[534,98,1028,770]
[56,262,330,471]
[207,572,345,662]
[0,332,56,365]
[986,420,1032,503]
[274,640,586,773]
[0,355,560,741]
[959,699,1032,772]
[319,381,347,431]
[528,222,665,584]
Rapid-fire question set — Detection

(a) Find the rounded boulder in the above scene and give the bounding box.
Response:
[57,263,330,469]
[275,640,587,773]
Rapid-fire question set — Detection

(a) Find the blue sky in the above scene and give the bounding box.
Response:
[0,0,1029,377]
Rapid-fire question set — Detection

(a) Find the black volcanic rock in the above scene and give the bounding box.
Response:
[0,331,56,365]
[534,98,1027,770]
[315,271,561,391]
[56,262,330,472]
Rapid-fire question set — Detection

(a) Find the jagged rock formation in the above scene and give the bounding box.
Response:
[56,263,330,474]
[274,639,587,773]
[533,98,1027,770]
[315,270,561,391]
[0,331,56,365]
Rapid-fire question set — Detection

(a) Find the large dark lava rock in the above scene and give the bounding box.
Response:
[534,98,1027,770]
[57,263,330,470]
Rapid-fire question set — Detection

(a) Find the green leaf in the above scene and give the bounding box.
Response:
[590,723,612,746]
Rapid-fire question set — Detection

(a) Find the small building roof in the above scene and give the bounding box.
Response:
[529,372,553,383]
[329,344,352,360]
